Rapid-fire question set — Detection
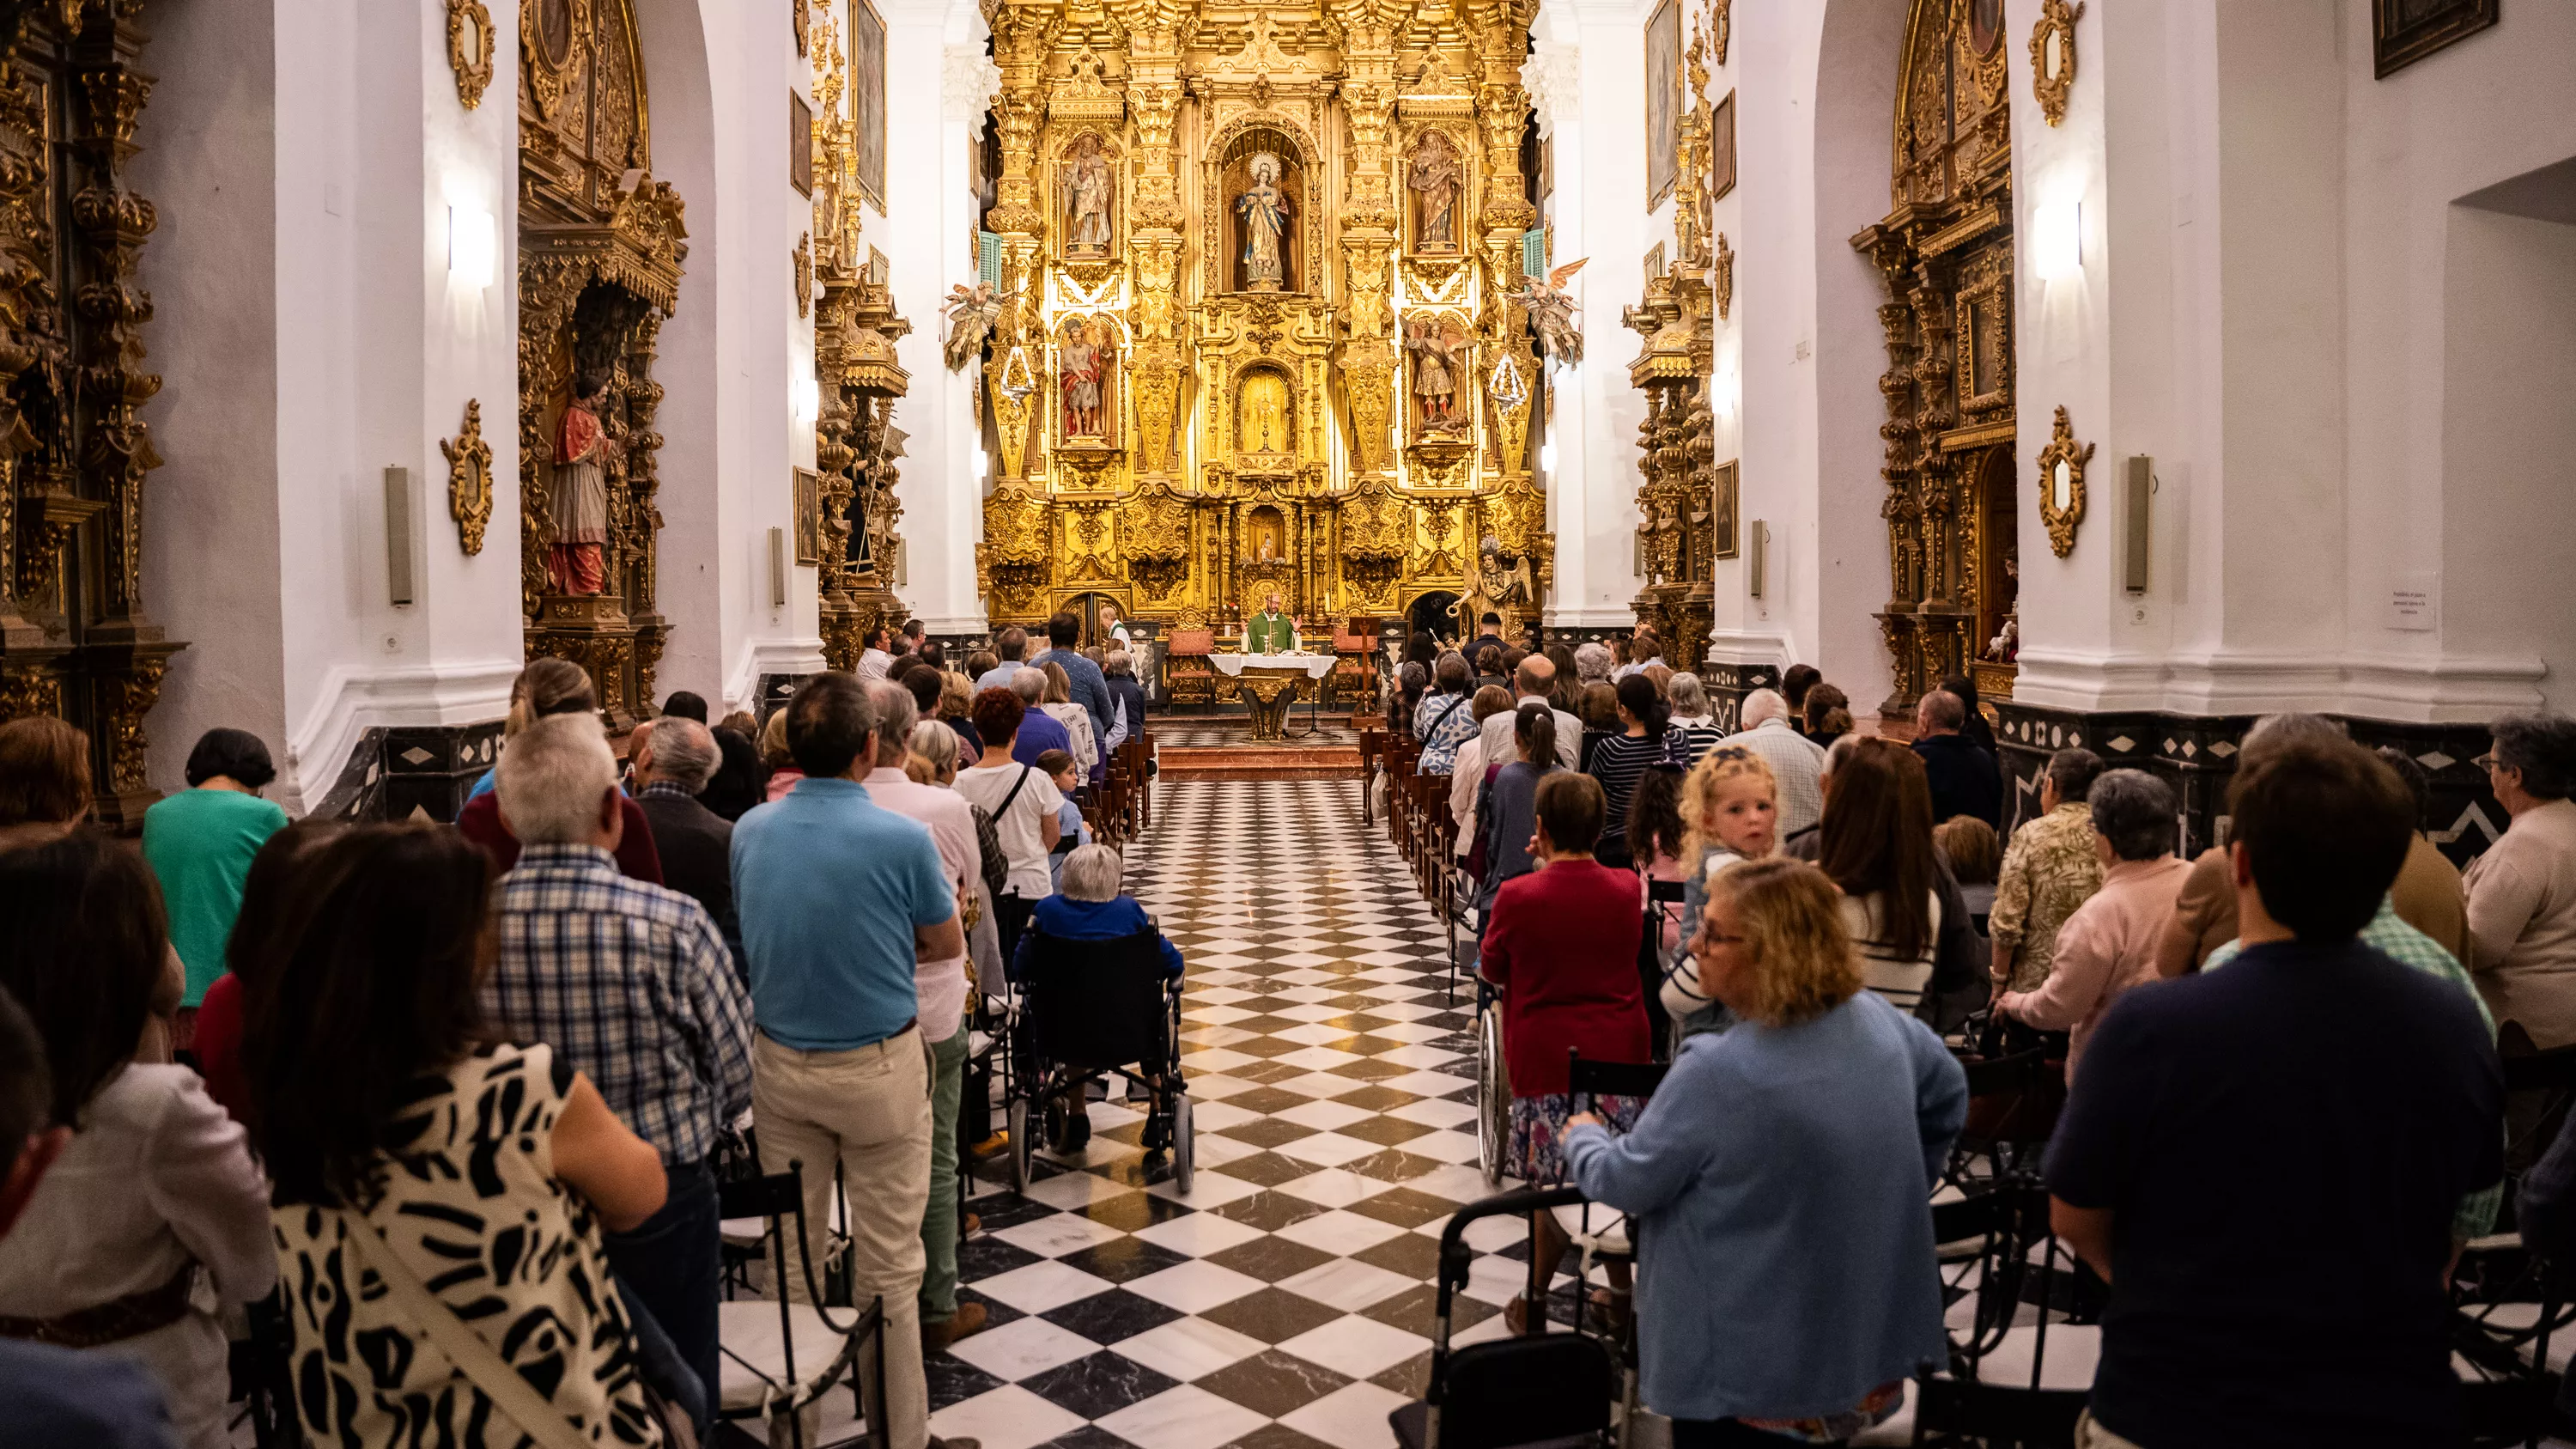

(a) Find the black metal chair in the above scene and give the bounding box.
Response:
[1006,925,1193,1192]
[1390,1187,1619,1449]
[1910,1184,2091,1448]
[716,1164,889,1449]
[1639,877,1686,1053]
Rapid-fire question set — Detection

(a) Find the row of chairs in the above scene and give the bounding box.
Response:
[1081,731,1154,847]
[1378,728,1466,981]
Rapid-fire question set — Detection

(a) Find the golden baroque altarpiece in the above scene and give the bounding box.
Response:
[1850,0,2020,716]
[810,0,915,673]
[1623,6,1722,669]
[0,0,180,831]
[517,0,690,725]
[969,0,1553,666]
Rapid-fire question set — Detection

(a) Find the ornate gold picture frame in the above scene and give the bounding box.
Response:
[793,466,823,566]
[1712,460,1741,560]
[441,399,495,557]
[2029,0,2084,127]
[1645,0,1680,210]
[2035,405,2096,558]
[447,0,495,110]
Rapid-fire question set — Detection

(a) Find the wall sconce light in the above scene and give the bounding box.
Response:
[447,204,495,289]
[791,376,821,423]
[2034,196,2082,280]
[1539,440,1558,475]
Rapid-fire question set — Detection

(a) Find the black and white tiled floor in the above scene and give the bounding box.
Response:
[930,781,1532,1449]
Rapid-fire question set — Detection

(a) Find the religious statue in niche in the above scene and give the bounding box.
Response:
[1406,317,1469,435]
[548,372,622,595]
[1238,369,1290,454]
[1236,153,1293,292]
[1059,318,1114,440]
[1406,131,1462,254]
[1063,133,1115,258]
[1247,507,1285,565]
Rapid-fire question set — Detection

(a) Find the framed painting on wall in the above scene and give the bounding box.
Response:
[853,0,887,208]
[2372,0,2498,77]
[1712,460,1741,559]
[789,91,813,197]
[793,467,823,565]
[1645,0,1680,210]
[1710,89,1737,201]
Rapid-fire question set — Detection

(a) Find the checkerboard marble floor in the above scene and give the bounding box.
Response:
[929,780,1531,1449]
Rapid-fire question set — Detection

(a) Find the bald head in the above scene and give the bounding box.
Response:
[1513,654,1556,700]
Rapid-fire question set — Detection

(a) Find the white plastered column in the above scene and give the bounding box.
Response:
[1534,0,1649,630]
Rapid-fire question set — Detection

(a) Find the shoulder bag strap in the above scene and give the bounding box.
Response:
[995,764,1035,819]
[1428,694,1469,734]
[325,1209,594,1449]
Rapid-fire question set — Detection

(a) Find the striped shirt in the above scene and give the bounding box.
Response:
[486,843,756,1164]
[1587,730,1687,847]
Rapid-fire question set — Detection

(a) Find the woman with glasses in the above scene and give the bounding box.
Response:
[1564,858,1965,1447]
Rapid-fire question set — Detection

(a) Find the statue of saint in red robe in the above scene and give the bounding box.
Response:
[547,377,618,596]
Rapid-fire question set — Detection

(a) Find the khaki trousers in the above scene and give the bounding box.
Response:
[753,1029,934,1449]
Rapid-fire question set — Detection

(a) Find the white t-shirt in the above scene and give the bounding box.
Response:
[953,761,1067,900]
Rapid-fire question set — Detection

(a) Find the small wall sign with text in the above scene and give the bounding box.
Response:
[2385,572,2439,632]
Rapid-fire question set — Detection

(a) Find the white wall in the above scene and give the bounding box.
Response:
[1536,0,1653,629]
[141,0,827,807]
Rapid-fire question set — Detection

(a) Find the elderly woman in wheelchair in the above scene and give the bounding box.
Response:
[1004,844,1194,1189]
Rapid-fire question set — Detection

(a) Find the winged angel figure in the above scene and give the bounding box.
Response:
[1516,258,1588,368]
[940,281,1018,372]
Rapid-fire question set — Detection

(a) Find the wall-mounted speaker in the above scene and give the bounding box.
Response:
[769,527,788,607]
[384,466,414,606]
[1747,519,1768,599]
[2123,455,2153,594]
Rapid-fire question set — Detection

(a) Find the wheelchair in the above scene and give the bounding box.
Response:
[1002,926,1195,1194]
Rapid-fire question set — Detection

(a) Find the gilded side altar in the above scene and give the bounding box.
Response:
[969,0,1553,667]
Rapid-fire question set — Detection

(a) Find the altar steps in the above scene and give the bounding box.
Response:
[1152,740,1364,782]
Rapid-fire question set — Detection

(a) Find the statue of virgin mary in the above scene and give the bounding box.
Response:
[1235,153,1291,292]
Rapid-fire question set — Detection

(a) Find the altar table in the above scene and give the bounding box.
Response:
[1209,653,1334,740]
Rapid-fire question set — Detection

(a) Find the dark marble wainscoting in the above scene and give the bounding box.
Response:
[308,720,505,824]
[1992,702,2504,866]
[1693,661,1783,735]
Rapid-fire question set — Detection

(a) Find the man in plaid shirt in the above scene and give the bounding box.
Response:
[487,712,753,1434]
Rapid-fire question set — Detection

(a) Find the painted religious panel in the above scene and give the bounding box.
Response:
[789,90,813,196]
[1236,368,1292,456]
[1710,89,1736,201]
[1059,131,1119,261]
[1645,0,1680,210]
[1058,316,1118,445]
[1406,129,1464,256]
[851,0,885,207]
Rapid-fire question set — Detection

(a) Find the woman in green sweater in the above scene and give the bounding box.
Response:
[143,728,289,1012]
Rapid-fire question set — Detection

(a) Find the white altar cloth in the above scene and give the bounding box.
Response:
[1209,653,1334,679]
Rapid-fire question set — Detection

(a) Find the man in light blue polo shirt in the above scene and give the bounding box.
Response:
[732,672,967,1449]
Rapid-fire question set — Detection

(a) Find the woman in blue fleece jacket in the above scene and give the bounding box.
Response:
[1564,858,1965,1444]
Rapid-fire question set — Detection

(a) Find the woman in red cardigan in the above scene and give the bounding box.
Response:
[1480,770,1651,1330]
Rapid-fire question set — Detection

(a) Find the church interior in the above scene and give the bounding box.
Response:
[4,0,2576,1445]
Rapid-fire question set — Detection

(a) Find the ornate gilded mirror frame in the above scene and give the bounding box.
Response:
[2030,0,2084,127]
[442,399,495,555]
[2035,405,2095,558]
[448,0,497,109]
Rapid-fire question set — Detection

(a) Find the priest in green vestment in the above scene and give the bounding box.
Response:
[1245,590,1298,653]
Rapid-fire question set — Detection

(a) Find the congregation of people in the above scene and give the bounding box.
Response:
[1392,614,2576,1446]
[0,612,1177,1449]
[7,594,2576,1446]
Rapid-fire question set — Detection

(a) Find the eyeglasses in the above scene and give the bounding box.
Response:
[1694,931,1747,947]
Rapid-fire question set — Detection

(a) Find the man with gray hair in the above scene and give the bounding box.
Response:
[1005,664,1074,765]
[634,715,741,967]
[1722,686,1829,837]
[486,712,753,1421]
[856,680,988,1350]
[1012,843,1184,983]
[1478,653,1581,772]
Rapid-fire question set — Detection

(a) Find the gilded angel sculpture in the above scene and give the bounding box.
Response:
[939,281,1018,372]
[1515,258,1589,368]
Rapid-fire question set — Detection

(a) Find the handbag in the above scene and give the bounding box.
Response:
[326,1209,697,1449]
